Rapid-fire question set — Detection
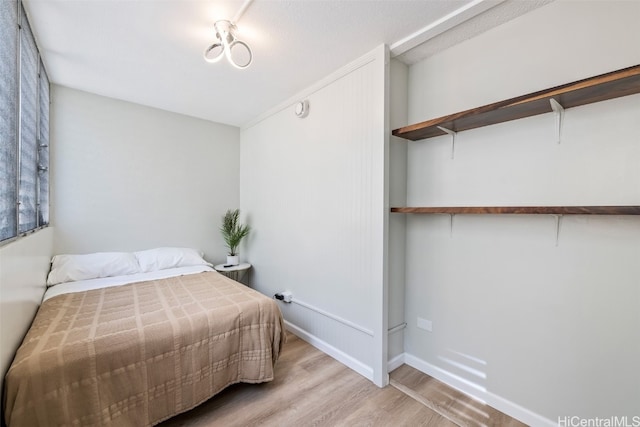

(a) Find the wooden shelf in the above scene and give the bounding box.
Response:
[391,206,640,215]
[392,64,640,141]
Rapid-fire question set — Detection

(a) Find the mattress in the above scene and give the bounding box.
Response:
[4,270,285,426]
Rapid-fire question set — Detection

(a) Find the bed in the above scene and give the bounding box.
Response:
[3,248,285,427]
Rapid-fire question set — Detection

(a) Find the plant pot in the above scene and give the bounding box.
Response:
[226,255,239,266]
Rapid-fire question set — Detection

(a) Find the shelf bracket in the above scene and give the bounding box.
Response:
[549,98,565,144]
[553,214,563,246]
[437,126,457,159]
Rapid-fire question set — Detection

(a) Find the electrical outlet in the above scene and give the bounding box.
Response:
[417,317,432,332]
[274,292,292,303]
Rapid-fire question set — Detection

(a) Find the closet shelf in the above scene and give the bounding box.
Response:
[392,64,640,141]
[390,206,640,215]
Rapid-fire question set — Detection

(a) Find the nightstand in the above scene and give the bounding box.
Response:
[214,263,252,285]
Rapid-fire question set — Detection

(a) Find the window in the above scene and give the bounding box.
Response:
[0,1,19,242]
[0,1,49,244]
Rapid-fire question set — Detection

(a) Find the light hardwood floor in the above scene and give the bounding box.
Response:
[160,333,525,426]
[390,365,527,427]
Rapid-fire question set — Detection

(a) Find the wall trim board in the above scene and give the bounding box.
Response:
[284,320,374,382]
[389,0,506,57]
[373,43,391,388]
[288,297,374,337]
[387,353,405,372]
[241,50,379,130]
[403,353,556,427]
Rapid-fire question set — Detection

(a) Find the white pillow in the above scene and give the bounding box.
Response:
[47,252,141,286]
[134,247,212,273]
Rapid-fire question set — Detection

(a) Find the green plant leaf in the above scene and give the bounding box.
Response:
[220,209,251,256]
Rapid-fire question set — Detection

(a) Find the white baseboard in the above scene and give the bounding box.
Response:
[387,352,405,372]
[284,320,374,381]
[282,324,554,426]
[403,353,556,427]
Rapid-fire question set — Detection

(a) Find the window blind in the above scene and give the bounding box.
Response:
[1,1,49,244]
[38,62,50,227]
[0,0,19,241]
[18,6,39,234]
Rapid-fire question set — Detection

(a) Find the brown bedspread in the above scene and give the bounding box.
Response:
[4,271,285,426]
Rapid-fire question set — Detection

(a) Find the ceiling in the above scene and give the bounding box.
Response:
[23,0,552,127]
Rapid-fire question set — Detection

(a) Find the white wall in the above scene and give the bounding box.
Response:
[240,46,389,385]
[402,1,640,425]
[0,228,54,399]
[388,59,408,364]
[50,86,240,262]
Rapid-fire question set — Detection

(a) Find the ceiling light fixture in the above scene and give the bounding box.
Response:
[204,0,254,69]
[204,20,252,69]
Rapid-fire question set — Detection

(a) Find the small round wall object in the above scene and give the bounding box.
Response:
[295,100,309,118]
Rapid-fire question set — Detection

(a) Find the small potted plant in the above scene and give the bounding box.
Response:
[220,209,250,266]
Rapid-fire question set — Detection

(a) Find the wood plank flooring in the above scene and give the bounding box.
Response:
[390,365,527,427]
[160,333,525,427]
